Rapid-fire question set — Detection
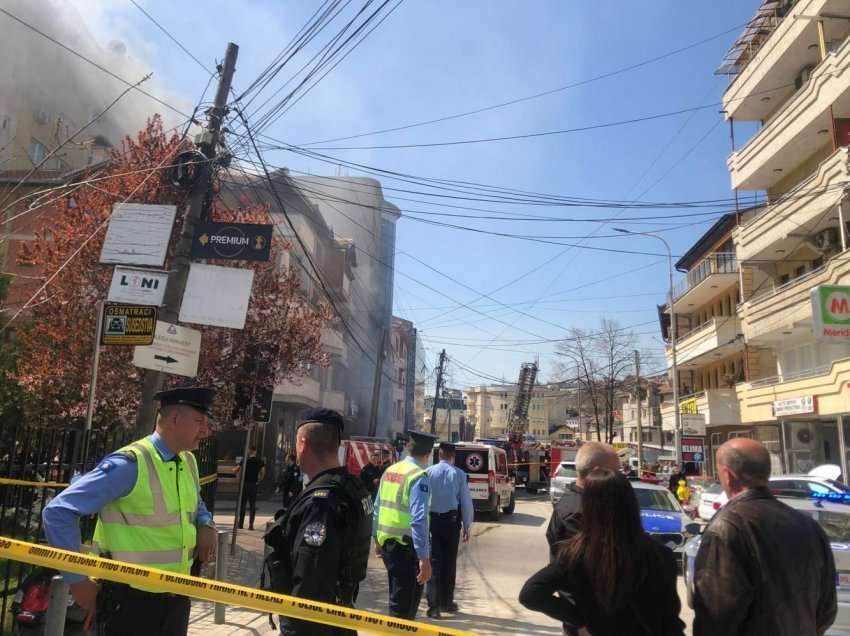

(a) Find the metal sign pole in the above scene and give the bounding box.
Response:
[231,423,252,555]
[84,300,105,432]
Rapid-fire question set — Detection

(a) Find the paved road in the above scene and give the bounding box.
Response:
[190,493,694,635]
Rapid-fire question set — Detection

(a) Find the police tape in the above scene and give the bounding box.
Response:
[199,474,218,486]
[0,474,218,489]
[0,536,475,636]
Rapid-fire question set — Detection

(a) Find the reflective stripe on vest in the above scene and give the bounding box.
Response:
[376,460,425,547]
[93,437,198,588]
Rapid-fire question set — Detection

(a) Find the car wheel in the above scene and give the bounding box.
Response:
[683,557,694,609]
[502,492,516,514]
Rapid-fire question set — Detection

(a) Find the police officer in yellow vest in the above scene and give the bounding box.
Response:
[42,387,218,635]
[373,430,435,619]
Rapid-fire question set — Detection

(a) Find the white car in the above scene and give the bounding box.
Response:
[549,461,577,505]
[697,483,727,522]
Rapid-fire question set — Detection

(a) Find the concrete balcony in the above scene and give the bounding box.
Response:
[660,388,741,434]
[727,34,850,191]
[734,148,850,263]
[274,376,321,407]
[666,317,743,370]
[741,254,850,343]
[322,389,345,412]
[671,253,738,312]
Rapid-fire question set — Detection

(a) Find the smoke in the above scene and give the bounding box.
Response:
[0,0,191,161]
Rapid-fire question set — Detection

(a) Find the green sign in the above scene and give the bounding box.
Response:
[811,285,850,339]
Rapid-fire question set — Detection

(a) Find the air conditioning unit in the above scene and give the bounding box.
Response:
[814,227,840,252]
[788,422,816,451]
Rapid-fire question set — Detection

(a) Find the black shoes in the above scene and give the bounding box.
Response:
[444,603,459,613]
[426,608,442,619]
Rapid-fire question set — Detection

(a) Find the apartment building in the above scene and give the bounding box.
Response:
[390,316,426,436]
[464,383,576,441]
[719,0,850,476]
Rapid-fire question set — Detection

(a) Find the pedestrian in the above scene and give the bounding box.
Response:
[235,445,265,530]
[360,451,383,499]
[520,468,685,636]
[277,453,302,510]
[42,386,218,636]
[546,441,621,561]
[693,438,837,635]
[263,408,373,636]
[667,463,686,494]
[424,442,474,619]
[373,430,435,619]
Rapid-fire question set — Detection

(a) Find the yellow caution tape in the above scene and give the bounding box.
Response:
[0,536,474,636]
[0,474,218,489]
[199,474,218,486]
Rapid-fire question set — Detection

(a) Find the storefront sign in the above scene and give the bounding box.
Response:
[107,267,168,306]
[680,397,699,415]
[773,395,817,417]
[191,222,272,261]
[681,436,705,463]
[100,304,157,346]
[812,285,850,339]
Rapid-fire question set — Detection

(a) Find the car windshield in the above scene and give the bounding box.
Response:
[636,488,680,512]
[556,464,576,478]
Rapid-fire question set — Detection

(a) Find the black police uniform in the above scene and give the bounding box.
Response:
[278,463,303,509]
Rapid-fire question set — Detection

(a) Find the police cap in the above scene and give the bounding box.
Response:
[408,430,438,456]
[154,386,216,416]
[296,408,344,437]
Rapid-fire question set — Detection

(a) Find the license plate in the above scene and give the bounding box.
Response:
[838,571,850,590]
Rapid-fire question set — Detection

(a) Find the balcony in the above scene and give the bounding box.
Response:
[671,253,738,312]
[666,317,743,370]
[660,388,742,433]
[322,389,345,412]
[733,148,850,263]
[741,254,850,343]
[321,328,345,355]
[721,0,848,121]
[274,376,321,406]
[727,34,850,191]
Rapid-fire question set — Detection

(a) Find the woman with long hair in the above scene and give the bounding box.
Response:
[520,468,685,635]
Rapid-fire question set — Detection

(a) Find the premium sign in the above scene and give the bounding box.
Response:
[100,304,157,345]
[773,395,817,417]
[191,222,272,261]
[812,285,850,339]
[100,203,176,267]
[133,321,201,378]
[681,436,705,463]
[107,267,168,306]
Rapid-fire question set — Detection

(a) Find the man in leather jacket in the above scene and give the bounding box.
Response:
[264,409,372,636]
[694,438,837,636]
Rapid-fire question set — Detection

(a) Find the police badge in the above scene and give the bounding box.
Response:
[303,522,327,546]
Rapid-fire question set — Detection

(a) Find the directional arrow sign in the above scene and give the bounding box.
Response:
[133,321,201,377]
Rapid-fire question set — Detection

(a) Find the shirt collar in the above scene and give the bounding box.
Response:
[150,431,177,461]
[405,455,427,469]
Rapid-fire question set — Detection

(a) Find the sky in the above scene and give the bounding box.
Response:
[18,0,764,388]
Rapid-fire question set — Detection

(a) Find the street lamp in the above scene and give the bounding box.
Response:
[613,228,681,467]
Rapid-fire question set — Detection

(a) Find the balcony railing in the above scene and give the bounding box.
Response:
[747,262,827,306]
[673,253,738,301]
[748,359,849,389]
[716,0,794,78]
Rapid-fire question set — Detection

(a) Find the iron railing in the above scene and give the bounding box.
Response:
[672,253,738,301]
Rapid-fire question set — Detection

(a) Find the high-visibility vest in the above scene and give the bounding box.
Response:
[92,436,200,589]
[376,459,426,547]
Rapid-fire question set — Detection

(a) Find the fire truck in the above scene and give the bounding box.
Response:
[339,436,397,477]
[504,363,550,493]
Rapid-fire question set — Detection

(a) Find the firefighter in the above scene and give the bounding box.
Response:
[42,386,218,635]
[373,430,435,619]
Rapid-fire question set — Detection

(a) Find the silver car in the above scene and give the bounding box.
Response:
[549,461,577,505]
[683,496,850,634]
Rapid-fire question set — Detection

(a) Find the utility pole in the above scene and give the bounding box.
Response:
[134,43,239,437]
[368,328,388,437]
[430,349,446,434]
[634,350,643,473]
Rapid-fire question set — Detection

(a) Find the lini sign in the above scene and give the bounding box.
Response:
[191,222,272,261]
[812,285,850,339]
[101,304,157,346]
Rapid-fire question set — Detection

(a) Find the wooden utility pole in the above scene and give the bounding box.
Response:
[635,349,643,472]
[368,328,388,437]
[430,349,446,434]
[134,43,239,437]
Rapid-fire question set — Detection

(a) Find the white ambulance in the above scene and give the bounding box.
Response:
[451,442,515,520]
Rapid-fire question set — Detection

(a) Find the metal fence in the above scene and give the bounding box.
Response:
[0,426,217,630]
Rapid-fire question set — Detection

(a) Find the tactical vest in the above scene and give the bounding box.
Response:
[92,437,199,590]
[376,460,426,547]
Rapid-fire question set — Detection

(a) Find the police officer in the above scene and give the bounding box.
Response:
[263,408,372,635]
[42,387,218,635]
[373,430,435,620]
[425,442,473,618]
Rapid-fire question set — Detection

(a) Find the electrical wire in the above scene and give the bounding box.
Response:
[128,0,214,75]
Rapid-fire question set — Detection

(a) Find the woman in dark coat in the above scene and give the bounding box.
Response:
[520,468,685,636]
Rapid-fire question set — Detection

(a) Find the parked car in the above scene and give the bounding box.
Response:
[632,481,700,560]
[549,461,577,505]
[683,496,850,635]
[769,465,850,500]
[452,442,515,520]
[696,482,726,522]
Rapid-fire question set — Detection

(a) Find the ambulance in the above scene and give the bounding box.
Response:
[452,442,515,520]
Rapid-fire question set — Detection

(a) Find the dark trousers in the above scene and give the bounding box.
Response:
[97,588,190,636]
[381,540,423,619]
[427,511,461,610]
[239,482,258,528]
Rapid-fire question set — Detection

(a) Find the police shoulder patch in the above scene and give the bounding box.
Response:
[303,522,327,546]
[312,489,330,498]
[418,482,430,493]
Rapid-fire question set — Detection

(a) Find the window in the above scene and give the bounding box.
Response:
[778,274,790,286]
[813,256,824,270]
[795,265,806,278]
[27,138,46,164]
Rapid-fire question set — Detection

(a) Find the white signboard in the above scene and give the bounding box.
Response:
[133,321,201,377]
[773,395,817,417]
[178,263,254,329]
[100,203,177,267]
[107,267,169,306]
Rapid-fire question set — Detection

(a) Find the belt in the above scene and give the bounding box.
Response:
[430,510,458,517]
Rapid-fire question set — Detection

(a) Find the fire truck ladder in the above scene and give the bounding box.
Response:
[506,362,538,437]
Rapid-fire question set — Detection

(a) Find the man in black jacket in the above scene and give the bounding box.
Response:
[694,438,837,636]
